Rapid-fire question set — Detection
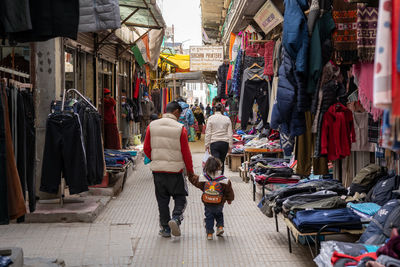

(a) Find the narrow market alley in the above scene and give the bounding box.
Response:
[0,153,313,267]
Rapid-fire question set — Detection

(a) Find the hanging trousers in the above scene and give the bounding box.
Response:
[40,113,88,195]
[210,141,229,175]
[86,112,104,185]
[295,112,328,176]
[153,172,188,229]
[240,80,269,130]
[0,85,9,224]
[1,86,26,221]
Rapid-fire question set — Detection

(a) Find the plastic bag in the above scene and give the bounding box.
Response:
[144,155,151,165]
[202,150,210,168]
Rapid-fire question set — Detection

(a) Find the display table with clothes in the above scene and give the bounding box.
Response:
[102,149,137,190]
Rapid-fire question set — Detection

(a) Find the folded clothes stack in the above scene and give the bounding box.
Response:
[347,202,381,220]
[292,208,362,233]
[104,149,136,168]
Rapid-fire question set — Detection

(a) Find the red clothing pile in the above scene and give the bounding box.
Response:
[321,103,355,161]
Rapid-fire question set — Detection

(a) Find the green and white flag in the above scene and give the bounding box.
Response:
[131,35,150,67]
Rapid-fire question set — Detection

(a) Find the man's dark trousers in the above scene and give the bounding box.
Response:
[153,172,188,230]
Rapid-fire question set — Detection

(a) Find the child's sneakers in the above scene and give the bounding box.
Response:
[216,226,224,236]
[159,228,171,238]
[207,233,213,240]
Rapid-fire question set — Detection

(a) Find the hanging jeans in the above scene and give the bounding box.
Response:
[210,141,229,175]
[0,85,9,225]
[153,172,188,230]
[240,80,269,130]
[204,205,224,234]
[40,113,88,195]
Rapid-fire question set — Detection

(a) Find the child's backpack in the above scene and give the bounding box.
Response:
[202,181,223,204]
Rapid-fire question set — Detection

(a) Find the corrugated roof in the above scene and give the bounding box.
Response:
[119,0,166,29]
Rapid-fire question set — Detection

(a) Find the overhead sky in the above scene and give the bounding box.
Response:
[160,0,202,49]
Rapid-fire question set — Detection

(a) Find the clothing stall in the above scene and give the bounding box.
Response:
[223,0,400,265]
[0,67,34,225]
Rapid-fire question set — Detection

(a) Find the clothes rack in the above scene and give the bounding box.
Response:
[0,66,30,79]
[51,88,96,207]
[61,88,97,112]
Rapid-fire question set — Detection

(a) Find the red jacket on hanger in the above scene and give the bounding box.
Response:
[321,103,356,160]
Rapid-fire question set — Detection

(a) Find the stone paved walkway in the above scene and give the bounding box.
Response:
[0,153,315,266]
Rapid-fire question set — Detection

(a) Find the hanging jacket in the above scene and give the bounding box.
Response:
[320,103,356,160]
[0,0,32,33]
[78,0,121,33]
[270,48,306,137]
[217,63,229,98]
[10,0,80,42]
[282,0,309,73]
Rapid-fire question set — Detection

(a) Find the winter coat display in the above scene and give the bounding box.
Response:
[320,103,356,161]
[78,0,121,32]
[282,0,309,73]
[270,49,306,138]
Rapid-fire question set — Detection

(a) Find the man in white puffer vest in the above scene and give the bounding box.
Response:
[144,101,198,238]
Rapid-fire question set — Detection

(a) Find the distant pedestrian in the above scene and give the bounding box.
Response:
[103,88,121,149]
[143,101,198,238]
[205,103,233,175]
[188,157,234,240]
[193,107,205,140]
[200,102,205,112]
[206,104,211,118]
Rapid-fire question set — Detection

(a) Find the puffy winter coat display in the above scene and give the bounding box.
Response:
[78,0,121,33]
[270,49,306,137]
[282,0,309,73]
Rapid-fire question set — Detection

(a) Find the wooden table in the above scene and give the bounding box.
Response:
[227,153,244,172]
[284,218,366,255]
[244,148,283,163]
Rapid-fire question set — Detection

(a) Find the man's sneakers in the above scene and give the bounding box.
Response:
[168,219,181,237]
[159,228,171,238]
[207,233,213,240]
[216,226,224,237]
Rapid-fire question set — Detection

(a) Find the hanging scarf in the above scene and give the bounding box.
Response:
[373,0,392,110]
[392,0,400,117]
[357,4,378,62]
[332,0,358,64]
[354,63,382,120]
